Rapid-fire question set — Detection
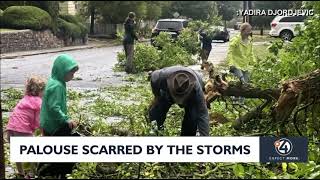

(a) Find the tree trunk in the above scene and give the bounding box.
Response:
[206,82,280,105]
[90,7,95,35]
[260,28,264,36]
[272,69,320,123]
[248,1,252,24]
[242,1,247,23]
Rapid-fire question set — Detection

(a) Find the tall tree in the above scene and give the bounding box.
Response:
[94,1,147,24]
[77,1,99,34]
[145,1,163,20]
[169,1,218,21]
[159,1,173,18]
[217,1,239,29]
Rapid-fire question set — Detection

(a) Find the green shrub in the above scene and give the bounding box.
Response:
[159,43,194,67]
[77,23,88,36]
[154,32,174,48]
[0,9,3,16]
[133,43,161,72]
[188,20,210,32]
[59,14,88,37]
[2,6,52,30]
[57,18,81,39]
[116,32,196,73]
[59,14,80,24]
[116,51,126,68]
[176,28,201,55]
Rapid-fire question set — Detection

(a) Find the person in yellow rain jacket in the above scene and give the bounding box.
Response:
[226,23,255,85]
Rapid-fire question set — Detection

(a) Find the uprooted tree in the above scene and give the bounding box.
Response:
[204,67,320,135]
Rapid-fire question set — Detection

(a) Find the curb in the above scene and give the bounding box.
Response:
[0,42,120,60]
[1,39,150,60]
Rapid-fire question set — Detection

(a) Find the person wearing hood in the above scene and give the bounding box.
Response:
[6,75,46,178]
[38,54,79,178]
[40,54,79,136]
[226,22,255,85]
[147,66,209,136]
[226,23,255,104]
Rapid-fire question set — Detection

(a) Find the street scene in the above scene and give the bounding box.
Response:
[1,1,320,179]
[1,36,236,89]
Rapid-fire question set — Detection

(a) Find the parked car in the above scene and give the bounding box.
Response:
[210,26,230,42]
[151,19,188,46]
[269,15,307,41]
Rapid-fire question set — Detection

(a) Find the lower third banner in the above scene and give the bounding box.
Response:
[9,137,307,162]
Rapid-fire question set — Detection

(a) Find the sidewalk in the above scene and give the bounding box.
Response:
[0,38,121,59]
[1,38,151,59]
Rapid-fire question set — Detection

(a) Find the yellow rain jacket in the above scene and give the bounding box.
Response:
[226,34,256,70]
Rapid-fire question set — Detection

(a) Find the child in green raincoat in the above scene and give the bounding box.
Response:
[40,54,79,136]
[38,54,79,178]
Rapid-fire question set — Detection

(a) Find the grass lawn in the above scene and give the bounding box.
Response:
[251,29,281,42]
[253,43,271,60]
[252,35,278,42]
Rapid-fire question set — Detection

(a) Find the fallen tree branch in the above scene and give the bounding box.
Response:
[204,67,320,132]
[205,76,280,107]
[292,100,316,136]
[272,69,320,135]
[232,100,271,130]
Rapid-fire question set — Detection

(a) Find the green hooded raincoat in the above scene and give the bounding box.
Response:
[40,54,78,135]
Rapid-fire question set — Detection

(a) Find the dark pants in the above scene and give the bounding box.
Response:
[37,124,79,178]
[200,48,211,63]
[123,43,135,73]
[149,85,209,136]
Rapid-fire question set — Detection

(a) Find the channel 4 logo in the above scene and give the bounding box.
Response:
[260,137,307,163]
[274,138,293,156]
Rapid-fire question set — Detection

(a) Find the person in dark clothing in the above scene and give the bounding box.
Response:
[123,12,139,74]
[148,66,209,136]
[199,30,212,70]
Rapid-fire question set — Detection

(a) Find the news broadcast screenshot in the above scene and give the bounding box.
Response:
[1,1,319,179]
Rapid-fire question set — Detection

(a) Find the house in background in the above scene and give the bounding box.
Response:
[59,1,78,15]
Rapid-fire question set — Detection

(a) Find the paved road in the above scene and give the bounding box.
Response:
[190,29,238,72]
[1,29,239,89]
[1,46,126,89]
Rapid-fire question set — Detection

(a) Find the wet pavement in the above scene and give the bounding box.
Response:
[1,45,128,89]
[1,30,240,90]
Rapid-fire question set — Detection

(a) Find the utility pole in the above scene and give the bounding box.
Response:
[248,1,252,24]
[242,1,248,23]
[243,1,253,23]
